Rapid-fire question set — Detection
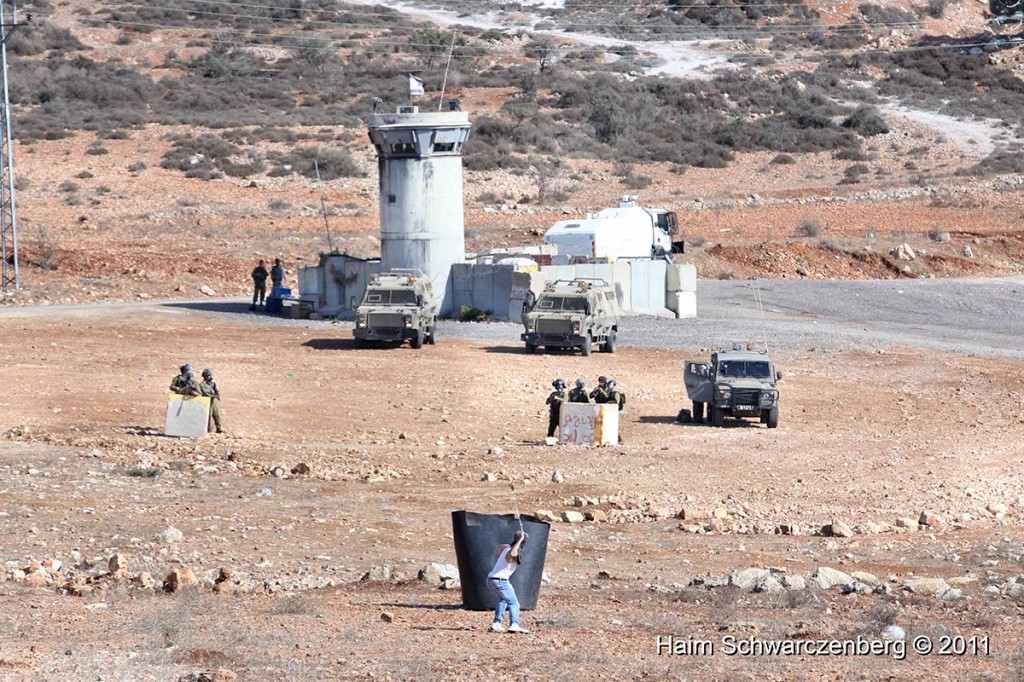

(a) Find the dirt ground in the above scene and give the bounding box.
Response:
[1,302,1023,681]
[1,3,1023,680]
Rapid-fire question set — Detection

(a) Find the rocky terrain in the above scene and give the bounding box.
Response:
[1,1,1024,680]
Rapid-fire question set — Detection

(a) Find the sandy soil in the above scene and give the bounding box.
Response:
[1,303,1023,680]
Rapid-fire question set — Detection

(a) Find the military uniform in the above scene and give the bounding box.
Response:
[170,374,200,396]
[545,388,567,438]
[568,387,589,403]
[589,386,608,403]
[251,262,269,308]
[607,388,625,412]
[270,261,284,288]
[199,378,223,433]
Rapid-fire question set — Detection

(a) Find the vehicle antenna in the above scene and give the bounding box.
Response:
[314,158,334,253]
[437,31,458,112]
[754,278,770,354]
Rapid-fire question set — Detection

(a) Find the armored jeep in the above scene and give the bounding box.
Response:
[684,344,781,428]
[521,278,621,356]
[353,270,437,349]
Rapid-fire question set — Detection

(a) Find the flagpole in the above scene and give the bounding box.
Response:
[437,31,457,112]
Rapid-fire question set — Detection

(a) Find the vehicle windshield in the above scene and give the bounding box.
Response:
[363,288,417,305]
[718,360,771,378]
[535,296,588,312]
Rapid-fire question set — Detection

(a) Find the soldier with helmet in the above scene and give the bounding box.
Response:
[589,375,609,404]
[606,379,626,412]
[170,364,199,396]
[568,378,589,403]
[545,379,568,439]
[198,368,224,434]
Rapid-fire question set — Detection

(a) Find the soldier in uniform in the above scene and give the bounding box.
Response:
[171,369,200,396]
[589,375,609,404]
[251,259,269,311]
[170,364,197,394]
[199,368,223,434]
[606,380,626,412]
[545,379,567,439]
[270,258,285,289]
[568,378,589,403]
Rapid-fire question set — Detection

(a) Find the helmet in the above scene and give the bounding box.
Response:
[597,375,607,385]
[180,363,192,374]
[184,371,194,381]
[552,379,565,389]
[575,378,585,388]
[202,368,213,379]
[607,380,616,389]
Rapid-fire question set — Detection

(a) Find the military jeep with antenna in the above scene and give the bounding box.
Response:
[520,278,620,356]
[353,269,437,349]
[684,344,781,428]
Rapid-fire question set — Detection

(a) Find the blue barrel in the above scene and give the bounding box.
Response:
[271,286,292,298]
[451,510,549,611]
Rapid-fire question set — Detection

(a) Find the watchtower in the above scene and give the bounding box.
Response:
[367,106,472,317]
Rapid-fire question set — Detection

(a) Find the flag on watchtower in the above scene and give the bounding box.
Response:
[408,73,425,97]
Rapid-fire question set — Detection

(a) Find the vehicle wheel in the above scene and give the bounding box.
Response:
[427,325,437,345]
[525,343,537,354]
[692,401,704,423]
[411,329,424,349]
[602,330,617,354]
[711,405,725,428]
[766,405,779,429]
[581,336,592,357]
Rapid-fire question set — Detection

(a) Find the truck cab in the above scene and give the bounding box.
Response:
[542,196,681,261]
[353,270,437,349]
[521,279,620,356]
[685,344,781,428]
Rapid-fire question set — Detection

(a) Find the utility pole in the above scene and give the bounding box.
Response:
[0,1,26,293]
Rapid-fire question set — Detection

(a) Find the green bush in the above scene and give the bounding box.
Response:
[842,105,889,136]
[459,305,491,322]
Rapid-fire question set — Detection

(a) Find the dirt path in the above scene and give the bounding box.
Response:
[1,301,1022,679]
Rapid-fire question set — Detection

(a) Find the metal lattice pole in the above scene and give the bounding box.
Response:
[0,0,21,293]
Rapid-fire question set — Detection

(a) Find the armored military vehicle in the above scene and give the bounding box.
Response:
[684,344,781,428]
[353,269,437,349]
[521,278,620,356]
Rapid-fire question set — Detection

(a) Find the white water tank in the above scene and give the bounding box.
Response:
[367,106,472,316]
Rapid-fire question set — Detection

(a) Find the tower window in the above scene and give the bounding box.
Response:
[433,143,455,153]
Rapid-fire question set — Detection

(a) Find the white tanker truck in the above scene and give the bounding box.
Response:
[542,196,681,262]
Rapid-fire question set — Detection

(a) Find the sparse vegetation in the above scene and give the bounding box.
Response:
[459,305,491,322]
[799,217,823,237]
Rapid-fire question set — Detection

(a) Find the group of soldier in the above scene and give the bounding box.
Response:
[545,375,625,439]
[250,258,286,311]
[169,364,224,434]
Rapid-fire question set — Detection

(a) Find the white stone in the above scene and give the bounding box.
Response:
[562,511,585,523]
[810,567,854,590]
[158,526,184,544]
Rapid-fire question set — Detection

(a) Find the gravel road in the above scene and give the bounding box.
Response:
[442,277,1024,359]
[7,277,1022,359]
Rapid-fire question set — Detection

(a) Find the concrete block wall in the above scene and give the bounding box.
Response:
[666,264,697,319]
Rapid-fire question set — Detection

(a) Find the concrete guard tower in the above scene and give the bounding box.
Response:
[367,106,472,317]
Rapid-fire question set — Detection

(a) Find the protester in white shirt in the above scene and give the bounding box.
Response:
[486,531,528,633]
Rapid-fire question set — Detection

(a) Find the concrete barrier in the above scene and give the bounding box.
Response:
[667,264,697,293]
[629,259,667,312]
[667,290,697,319]
[165,394,211,439]
[558,403,619,446]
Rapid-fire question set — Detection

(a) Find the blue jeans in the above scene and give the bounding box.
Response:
[488,577,520,626]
